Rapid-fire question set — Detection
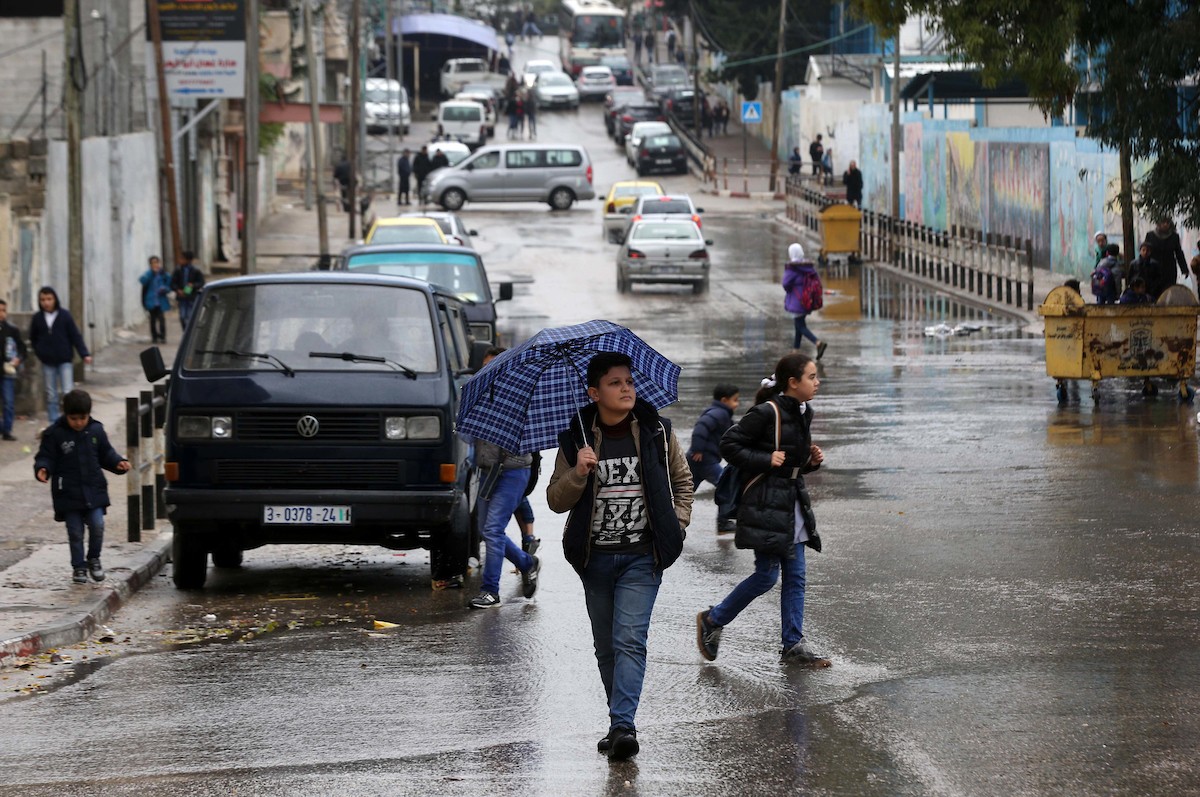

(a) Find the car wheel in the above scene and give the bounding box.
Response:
[617,270,630,293]
[430,493,470,583]
[440,188,466,211]
[693,278,709,295]
[636,163,646,177]
[171,525,208,589]
[549,187,575,210]
[211,547,244,569]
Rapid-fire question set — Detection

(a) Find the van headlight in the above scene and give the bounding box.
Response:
[178,415,233,440]
[385,416,441,440]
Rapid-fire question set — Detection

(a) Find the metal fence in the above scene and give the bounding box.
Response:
[786,178,1035,312]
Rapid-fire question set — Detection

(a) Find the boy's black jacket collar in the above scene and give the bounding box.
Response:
[569,397,663,449]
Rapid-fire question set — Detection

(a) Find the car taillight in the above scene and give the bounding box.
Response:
[622,114,633,123]
[631,214,642,223]
[667,100,674,111]
[640,149,649,158]
[689,249,709,259]
[627,249,645,258]
[607,202,616,212]
[691,214,702,228]
[586,164,593,184]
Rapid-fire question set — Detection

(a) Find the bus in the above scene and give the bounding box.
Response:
[558,0,626,76]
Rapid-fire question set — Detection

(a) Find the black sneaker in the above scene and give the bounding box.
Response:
[696,609,722,661]
[608,728,639,760]
[716,520,736,534]
[467,590,500,609]
[781,639,831,667]
[1,433,15,441]
[72,568,88,584]
[522,536,540,556]
[521,555,541,599]
[816,340,828,361]
[87,559,105,582]
[597,728,615,753]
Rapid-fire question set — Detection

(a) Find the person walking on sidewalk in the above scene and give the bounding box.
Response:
[29,286,91,424]
[0,299,28,441]
[34,389,131,584]
[782,243,827,360]
[643,29,655,65]
[696,353,831,667]
[687,383,740,533]
[396,149,413,206]
[171,251,205,333]
[843,160,863,208]
[808,135,824,178]
[139,256,172,344]
[546,352,693,761]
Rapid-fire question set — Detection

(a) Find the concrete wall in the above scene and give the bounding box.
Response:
[0,18,63,140]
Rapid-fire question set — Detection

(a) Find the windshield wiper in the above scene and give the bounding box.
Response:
[196,348,294,377]
[308,351,418,379]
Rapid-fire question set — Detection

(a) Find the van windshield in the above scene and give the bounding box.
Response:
[345,251,487,302]
[183,283,438,373]
[365,86,407,104]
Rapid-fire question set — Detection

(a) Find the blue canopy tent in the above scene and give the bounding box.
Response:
[385,14,503,103]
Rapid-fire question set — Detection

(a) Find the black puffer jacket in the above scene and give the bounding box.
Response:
[720,395,821,556]
[33,417,126,521]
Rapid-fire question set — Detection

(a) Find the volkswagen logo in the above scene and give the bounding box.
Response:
[296,415,320,438]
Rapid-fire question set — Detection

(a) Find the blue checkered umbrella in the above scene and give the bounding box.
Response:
[457,320,680,454]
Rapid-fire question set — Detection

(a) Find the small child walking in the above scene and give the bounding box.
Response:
[686,383,740,533]
[34,389,131,583]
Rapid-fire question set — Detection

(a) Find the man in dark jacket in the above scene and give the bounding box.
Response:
[843,159,864,207]
[1143,219,1188,288]
[396,149,413,206]
[808,135,824,177]
[29,285,90,423]
[546,352,692,761]
[430,148,450,171]
[170,251,205,332]
[412,146,433,203]
[686,383,739,532]
[34,389,130,583]
[0,298,28,440]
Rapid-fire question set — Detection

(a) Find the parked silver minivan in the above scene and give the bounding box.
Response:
[423,144,596,211]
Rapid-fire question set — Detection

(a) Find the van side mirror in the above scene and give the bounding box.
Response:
[705,239,714,246]
[141,347,168,382]
[469,229,478,236]
[498,282,514,302]
[695,207,705,213]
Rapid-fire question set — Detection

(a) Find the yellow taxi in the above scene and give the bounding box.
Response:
[364,216,448,246]
[602,180,664,243]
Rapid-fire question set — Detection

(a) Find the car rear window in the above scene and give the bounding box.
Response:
[615,184,662,198]
[646,135,681,148]
[640,198,691,213]
[442,105,481,122]
[629,106,661,120]
[632,222,699,240]
[345,252,486,302]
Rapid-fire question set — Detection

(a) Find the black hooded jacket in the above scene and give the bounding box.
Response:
[720,394,822,556]
[34,416,126,520]
[29,287,89,366]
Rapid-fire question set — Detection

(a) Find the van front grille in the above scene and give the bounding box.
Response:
[215,460,402,489]
[235,411,381,442]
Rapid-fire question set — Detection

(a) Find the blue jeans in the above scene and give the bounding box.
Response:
[793,315,818,348]
[1,376,14,434]
[709,542,808,650]
[178,298,197,331]
[477,468,535,595]
[515,497,534,526]
[64,507,105,569]
[580,552,661,732]
[689,459,736,523]
[41,362,74,423]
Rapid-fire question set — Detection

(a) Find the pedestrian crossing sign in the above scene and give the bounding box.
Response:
[741,101,762,124]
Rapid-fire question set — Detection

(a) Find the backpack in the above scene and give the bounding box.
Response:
[798,267,824,313]
[1090,263,1113,300]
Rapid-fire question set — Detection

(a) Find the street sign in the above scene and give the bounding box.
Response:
[146,0,246,99]
[741,101,762,124]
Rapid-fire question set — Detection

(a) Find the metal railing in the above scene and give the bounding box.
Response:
[787,178,1035,312]
[125,384,167,541]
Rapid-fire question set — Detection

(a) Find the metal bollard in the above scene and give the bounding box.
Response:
[125,396,140,542]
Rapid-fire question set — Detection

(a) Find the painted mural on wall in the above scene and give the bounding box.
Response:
[987,142,1051,267]
[859,107,891,213]
[903,122,923,223]
[921,128,948,231]
[946,132,987,232]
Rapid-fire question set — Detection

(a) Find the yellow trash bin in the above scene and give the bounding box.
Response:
[818,204,862,265]
[1038,284,1200,403]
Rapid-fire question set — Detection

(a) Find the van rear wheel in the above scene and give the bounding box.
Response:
[171,525,209,589]
[549,187,575,210]
[440,188,466,211]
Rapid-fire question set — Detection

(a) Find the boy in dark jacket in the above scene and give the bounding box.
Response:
[686,383,739,533]
[170,251,205,332]
[0,298,28,440]
[34,390,130,583]
[546,352,693,761]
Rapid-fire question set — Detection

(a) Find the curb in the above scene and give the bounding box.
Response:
[699,187,786,201]
[0,534,172,665]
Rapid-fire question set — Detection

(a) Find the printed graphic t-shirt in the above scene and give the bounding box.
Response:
[590,419,653,556]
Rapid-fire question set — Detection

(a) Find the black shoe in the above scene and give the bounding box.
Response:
[522,536,540,555]
[696,609,722,661]
[716,520,736,534]
[597,728,615,753]
[781,639,831,667]
[608,728,639,760]
[521,555,541,599]
[72,568,88,584]
[468,590,500,609]
[87,559,105,582]
[816,340,828,361]
[1,433,14,441]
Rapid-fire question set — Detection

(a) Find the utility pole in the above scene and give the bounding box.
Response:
[242,0,260,274]
[768,0,786,193]
[890,34,900,219]
[385,0,397,200]
[304,0,330,264]
[64,0,85,378]
[148,0,183,266]
[690,5,700,132]
[348,0,362,240]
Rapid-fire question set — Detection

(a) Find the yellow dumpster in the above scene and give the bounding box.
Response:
[1038,284,1200,403]
[818,204,862,266]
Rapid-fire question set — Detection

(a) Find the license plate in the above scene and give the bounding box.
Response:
[655,158,672,165]
[652,265,681,274]
[263,505,352,525]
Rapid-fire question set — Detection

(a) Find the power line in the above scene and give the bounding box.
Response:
[720,23,873,68]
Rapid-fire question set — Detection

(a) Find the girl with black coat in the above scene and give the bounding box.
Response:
[29,286,91,423]
[696,352,831,667]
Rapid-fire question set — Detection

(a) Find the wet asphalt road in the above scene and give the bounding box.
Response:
[3,40,1200,797]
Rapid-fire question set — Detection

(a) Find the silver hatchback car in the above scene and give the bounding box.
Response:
[616,218,713,294]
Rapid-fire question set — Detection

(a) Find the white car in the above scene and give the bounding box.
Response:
[521,59,559,88]
[624,121,671,165]
[427,140,471,167]
[454,87,498,137]
[364,78,411,134]
[576,65,616,101]
[534,72,580,110]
